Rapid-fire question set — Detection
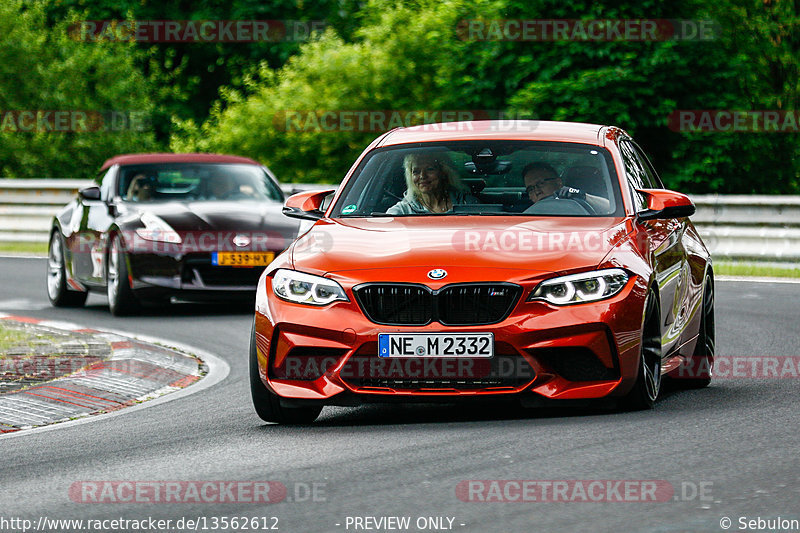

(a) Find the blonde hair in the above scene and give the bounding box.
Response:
[403,152,464,201]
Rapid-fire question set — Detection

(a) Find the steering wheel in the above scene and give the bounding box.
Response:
[525,196,594,215]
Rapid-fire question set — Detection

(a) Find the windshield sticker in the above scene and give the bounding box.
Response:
[342,204,357,215]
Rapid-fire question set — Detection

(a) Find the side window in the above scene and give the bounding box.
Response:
[619,140,648,210]
[631,142,664,189]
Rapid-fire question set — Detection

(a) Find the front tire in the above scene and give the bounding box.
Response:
[107,234,139,316]
[620,293,662,410]
[46,230,88,307]
[249,320,322,424]
[677,275,714,388]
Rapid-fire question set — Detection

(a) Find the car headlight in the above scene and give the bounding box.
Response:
[272,269,348,306]
[528,268,629,305]
[135,213,182,243]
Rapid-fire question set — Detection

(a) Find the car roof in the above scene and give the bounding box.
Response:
[377,120,614,147]
[99,153,260,172]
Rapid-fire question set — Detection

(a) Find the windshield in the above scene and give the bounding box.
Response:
[118,163,284,203]
[331,141,623,217]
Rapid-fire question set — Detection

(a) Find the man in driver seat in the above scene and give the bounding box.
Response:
[522,162,610,213]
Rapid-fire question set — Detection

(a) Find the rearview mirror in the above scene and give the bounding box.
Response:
[78,186,101,201]
[282,189,336,221]
[636,189,696,220]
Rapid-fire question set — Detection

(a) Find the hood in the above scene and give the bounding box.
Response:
[291,216,632,283]
[123,200,301,250]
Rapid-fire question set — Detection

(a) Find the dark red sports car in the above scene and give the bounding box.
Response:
[47,153,301,315]
[250,121,714,423]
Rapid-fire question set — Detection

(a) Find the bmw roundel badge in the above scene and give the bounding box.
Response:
[427,268,447,280]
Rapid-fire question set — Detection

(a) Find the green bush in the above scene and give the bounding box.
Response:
[172,0,798,192]
[0,0,161,179]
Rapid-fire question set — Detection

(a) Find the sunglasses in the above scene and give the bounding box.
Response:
[525,177,559,194]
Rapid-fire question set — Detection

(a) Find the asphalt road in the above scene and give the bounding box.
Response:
[1,256,798,533]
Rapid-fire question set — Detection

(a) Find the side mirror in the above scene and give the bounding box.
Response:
[78,186,101,201]
[282,189,336,221]
[636,189,696,220]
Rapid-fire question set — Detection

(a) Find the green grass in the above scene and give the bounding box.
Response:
[715,262,800,278]
[0,324,34,353]
[0,323,58,357]
[0,241,48,255]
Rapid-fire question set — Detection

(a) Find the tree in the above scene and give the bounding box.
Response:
[174,0,797,192]
[0,0,161,178]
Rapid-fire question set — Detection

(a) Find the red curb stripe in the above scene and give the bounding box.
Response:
[40,386,122,405]
[169,375,200,388]
[22,391,99,409]
[29,392,113,409]
[110,341,134,349]
[6,316,40,324]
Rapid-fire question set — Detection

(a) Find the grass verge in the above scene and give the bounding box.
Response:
[0,241,48,255]
[0,324,32,352]
[714,262,800,278]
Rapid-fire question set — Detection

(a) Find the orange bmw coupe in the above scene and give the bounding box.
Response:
[250,120,714,423]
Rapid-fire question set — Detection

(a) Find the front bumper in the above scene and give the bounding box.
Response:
[254,273,649,404]
[128,252,268,299]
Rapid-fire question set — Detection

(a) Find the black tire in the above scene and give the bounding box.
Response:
[676,275,714,388]
[106,234,139,316]
[46,230,88,307]
[249,320,322,424]
[620,293,662,411]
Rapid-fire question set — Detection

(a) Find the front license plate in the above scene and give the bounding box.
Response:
[212,252,275,267]
[378,333,494,358]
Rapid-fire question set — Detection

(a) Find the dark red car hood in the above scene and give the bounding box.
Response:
[121,200,301,249]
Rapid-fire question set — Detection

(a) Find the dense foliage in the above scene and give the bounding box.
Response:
[2,0,797,192]
[0,1,160,178]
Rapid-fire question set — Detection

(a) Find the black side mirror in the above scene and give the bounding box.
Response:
[78,186,101,201]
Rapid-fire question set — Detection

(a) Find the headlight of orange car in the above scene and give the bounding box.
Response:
[528,268,629,305]
[272,269,349,306]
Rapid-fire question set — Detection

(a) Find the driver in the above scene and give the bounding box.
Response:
[126,174,155,202]
[522,162,609,213]
[209,174,238,199]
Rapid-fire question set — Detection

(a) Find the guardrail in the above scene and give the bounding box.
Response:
[0,179,797,262]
